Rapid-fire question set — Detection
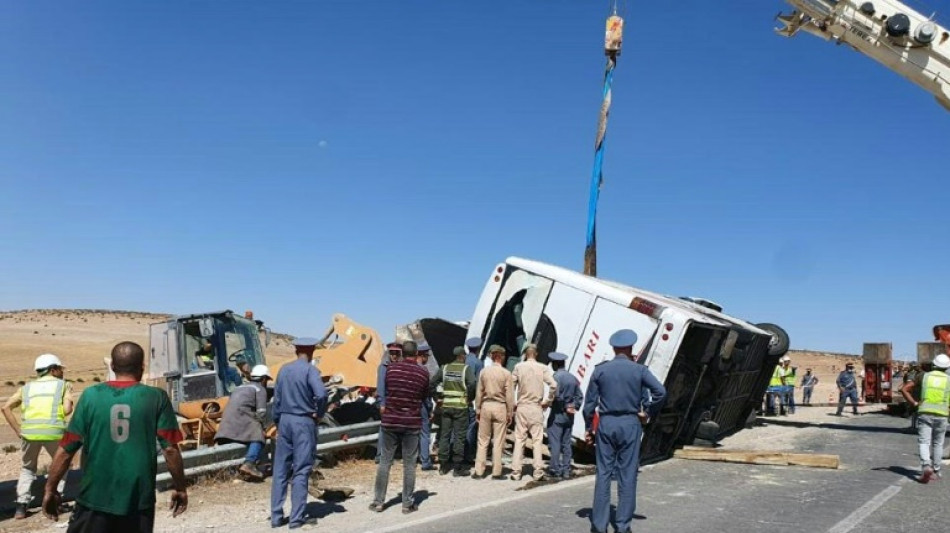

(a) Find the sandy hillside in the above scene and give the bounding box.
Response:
[0,309,298,406]
[782,349,864,405]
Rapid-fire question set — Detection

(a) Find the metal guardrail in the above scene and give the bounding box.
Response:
[0,420,381,509]
[154,420,380,490]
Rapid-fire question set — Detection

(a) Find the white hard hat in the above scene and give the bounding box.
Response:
[934,354,950,369]
[250,365,272,380]
[34,353,64,372]
[781,356,791,362]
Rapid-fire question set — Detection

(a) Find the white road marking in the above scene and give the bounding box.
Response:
[827,482,904,533]
[364,476,596,533]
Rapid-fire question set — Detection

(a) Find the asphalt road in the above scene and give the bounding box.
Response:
[389,412,950,533]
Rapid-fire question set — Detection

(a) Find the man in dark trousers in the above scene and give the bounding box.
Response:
[583,329,666,533]
[270,337,328,529]
[835,362,860,416]
[41,342,188,533]
[431,346,477,476]
[370,340,431,514]
[546,351,583,480]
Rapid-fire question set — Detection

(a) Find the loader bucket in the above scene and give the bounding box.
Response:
[312,314,384,388]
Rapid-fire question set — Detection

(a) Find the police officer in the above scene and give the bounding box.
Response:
[417,342,436,471]
[546,352,582,480]
[464,336,484,465]
[270,337,328,529]
[431,346,477,476]
[835,362,859,416]
[903,353,950,483]
[583,329,666,533]
[1,354,72,519]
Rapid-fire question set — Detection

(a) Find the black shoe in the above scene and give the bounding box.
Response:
[420,464,436,471]
[491,474,506,480]
[453,468,471,477]
[439,464,452,475]
[402,504,419,514]
[271,517,290,528]
[14,504,27,520]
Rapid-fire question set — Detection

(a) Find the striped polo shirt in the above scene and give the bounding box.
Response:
[381,359,430,430]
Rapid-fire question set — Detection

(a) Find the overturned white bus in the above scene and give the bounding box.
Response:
[465,257,790,463]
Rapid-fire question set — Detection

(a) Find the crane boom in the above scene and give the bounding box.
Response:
[777,0,950,111]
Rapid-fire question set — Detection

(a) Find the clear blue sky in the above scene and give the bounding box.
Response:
[1,1,947,358]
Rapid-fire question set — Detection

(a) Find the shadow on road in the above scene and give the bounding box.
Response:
[872,466,921,483]
[760,417,910,436]
[383,490,437,510]
[576,506,648,524]
[303,500,346,519]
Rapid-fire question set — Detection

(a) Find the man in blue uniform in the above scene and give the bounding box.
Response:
[417,343,436,471]
[583,329,666,533]
[547,352,583,480]
[375,342,402,464]
[270,337,328,530]
[835,362,860,416]
[464,336,483,465]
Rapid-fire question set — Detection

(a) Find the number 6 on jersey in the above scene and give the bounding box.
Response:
[110,404,131,443]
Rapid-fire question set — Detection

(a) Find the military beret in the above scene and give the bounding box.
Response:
[453,346,465,357]
[548,352,568,362]
[608,329,638,348]
[465,337,483,349]
[489,344,506,354]
[293,337,319,347]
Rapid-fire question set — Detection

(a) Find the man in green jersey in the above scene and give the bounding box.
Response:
[41,342,188,533]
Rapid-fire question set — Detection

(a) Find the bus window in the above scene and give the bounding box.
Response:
[483,270,553,369]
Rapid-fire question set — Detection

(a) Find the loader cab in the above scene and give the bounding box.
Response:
[149,310,266,411]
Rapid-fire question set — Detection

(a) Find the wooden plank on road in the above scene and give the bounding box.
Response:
[674,447,839,469]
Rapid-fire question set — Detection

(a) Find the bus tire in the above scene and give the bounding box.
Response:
[756,323,790,357]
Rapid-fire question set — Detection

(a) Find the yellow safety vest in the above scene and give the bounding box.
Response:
[441,362,469,410]
[918,371,950,417]
[769,366,785,387]
[20,376,67,441]
[785,369,796,388]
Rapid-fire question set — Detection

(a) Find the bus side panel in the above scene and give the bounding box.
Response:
[568,298,660,441]
[539,283,595,367]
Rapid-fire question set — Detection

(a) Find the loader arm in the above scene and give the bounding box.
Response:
[270,314,384,389]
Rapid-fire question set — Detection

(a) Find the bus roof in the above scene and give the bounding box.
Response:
[505,257,768,335]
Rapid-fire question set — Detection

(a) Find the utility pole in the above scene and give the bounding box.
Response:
[584,7,624,277]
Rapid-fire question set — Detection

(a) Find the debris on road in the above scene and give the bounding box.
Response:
[673,446,839,469]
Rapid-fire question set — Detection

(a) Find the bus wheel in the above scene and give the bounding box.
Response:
[756,323,790,357]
